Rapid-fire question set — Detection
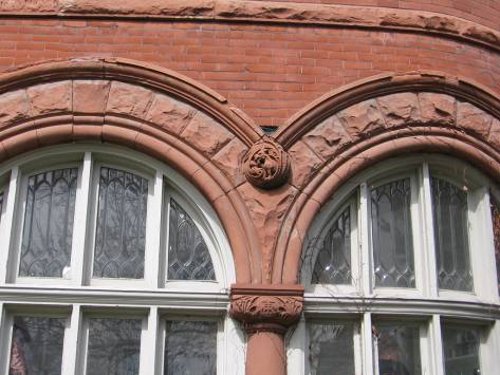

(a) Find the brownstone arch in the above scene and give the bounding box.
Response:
[273,71,500,284]
[0,57,264,284]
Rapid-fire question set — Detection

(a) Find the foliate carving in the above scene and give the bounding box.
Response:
[242,136,291,189]
[230,292,303,334]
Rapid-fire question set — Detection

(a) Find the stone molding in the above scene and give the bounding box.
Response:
[242,136,291,190]
[230,284,303,334]
[1,1,498,51]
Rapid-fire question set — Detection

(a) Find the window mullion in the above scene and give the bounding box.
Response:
[145,171,163,288]
[0,167,19,284]
[139,307,159,375]
[429,315,445,375]
[359,183,372,295]
[61,304,83,375]
[361,312,375,375]
[71,152,92,286]
[421,162,438,298]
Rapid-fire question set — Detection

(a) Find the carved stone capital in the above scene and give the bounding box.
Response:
[242,136,291,189]
[230,284,303,334]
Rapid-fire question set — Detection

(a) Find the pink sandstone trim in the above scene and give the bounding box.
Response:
[0,0,498,51]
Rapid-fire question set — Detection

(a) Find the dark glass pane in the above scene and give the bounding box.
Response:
[86,318,141,375]
[308,322,355,375]
[431,178,473,291]
[371,178,415,288]
[442,324,481,375]
[19,168,78,277]
[93,167,148,279]
[312,207,352,284]
[168,199,215,281]
[9,316,65,375]
[491,195,500,295]
[374,323,421,375]
[164,320,217,375]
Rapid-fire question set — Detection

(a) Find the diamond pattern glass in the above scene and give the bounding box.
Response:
[308,322,355,375]
[19,168,78,277]
[431,178,473,291]
[442,324,481,375]
[168,199,215,280]
[86,318,141,375]
[93,167,148,279]
[491,195,500,295]
[312,207,352,284]
[374,323,421,375]
[164,320,217,375]
[9,316,65,375]
[371,178,415,287]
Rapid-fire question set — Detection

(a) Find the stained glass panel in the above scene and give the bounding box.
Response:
[431,178,473,291]
[19,168,78,277]
[491,195,500,295]
[371,178,415,288]
[86,318,141,375]
[374,323,421,375]
[164,320,217,375]
[168,199,215,281]
[93,167,148,279]
[308,322,355,375]
[9,316,65,375]
[442,324,481,375]
[312,207,352,284]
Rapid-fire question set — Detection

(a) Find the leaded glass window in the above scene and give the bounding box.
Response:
[9,316,65,375]
[164,320,217,375]
[491,195,500,295]
[431,177,473,291]
[93,167,148,279]
[312,206,352,284]
[19,168,78,278]
[168,199,215,281]
[370,178,415,288]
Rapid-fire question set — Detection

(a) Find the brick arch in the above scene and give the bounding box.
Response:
[272,72,500,284]
[0,58,264,284]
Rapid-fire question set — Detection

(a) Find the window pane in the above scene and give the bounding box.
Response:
[9,316,65,375]
[19,168,78,277]
[86,318,141,375]
[374,323,421,375]
[491,195,500,295]
[93,167,148,279]
[371,178,415,287]
[0,190,4,224]
[312,206,352,284]
[308,322,355,375]
[168,199,215,281]
[442,324,481,375]
[164,320,217,375]
[431,178,473,291]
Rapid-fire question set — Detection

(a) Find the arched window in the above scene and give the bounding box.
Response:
[0,144,243,375]
[289,155,500,375]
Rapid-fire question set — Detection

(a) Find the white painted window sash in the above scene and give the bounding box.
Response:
[0,167,19,284]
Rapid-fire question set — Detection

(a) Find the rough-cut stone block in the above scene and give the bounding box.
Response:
[181,111,233,157]
[419,92,456,126]
[0,90,29,126]
[106,81,153,118]
[457,102,493,140]
[146,94,195,134]
[303,115,351,160]
[377,92,420,127]
[0,0,57,12]
[487,118,500,151]
[211,137,248,187]
[289,141,323,189]
[73,80,111,113]
[27,81,72,116]
[337,99,385,139]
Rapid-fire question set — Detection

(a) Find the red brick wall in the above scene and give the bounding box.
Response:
[256,0,500,30]
[1,19,498,126]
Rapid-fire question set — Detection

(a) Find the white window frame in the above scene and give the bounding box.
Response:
[0,143,242,375]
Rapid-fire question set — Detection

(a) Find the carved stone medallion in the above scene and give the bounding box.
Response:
[242,136,291,189]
